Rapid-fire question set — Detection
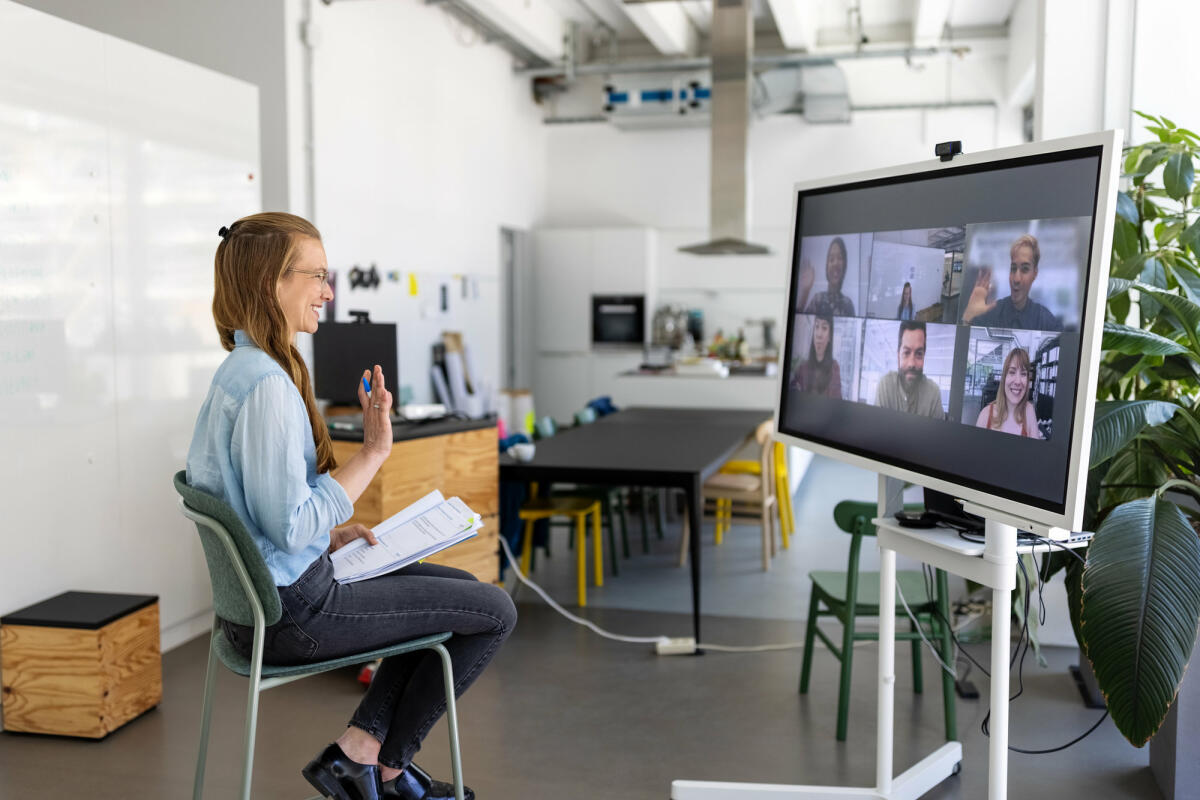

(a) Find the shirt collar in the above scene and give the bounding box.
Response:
[233,330,252,347]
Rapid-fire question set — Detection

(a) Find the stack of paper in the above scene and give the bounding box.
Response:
[330,490,483,584]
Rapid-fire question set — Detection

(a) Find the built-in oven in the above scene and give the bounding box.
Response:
[591,294,645,346]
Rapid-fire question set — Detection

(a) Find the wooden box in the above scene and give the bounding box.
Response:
[332,425,500,583]
[1,592,162,738]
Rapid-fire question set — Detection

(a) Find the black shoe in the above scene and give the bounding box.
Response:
[301,742,383,800]
[380,762,473,800]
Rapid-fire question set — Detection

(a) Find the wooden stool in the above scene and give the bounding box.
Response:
[1,591,161,738]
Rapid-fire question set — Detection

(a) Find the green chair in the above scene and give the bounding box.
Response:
[173,471,466,800]
[799,499,956,742]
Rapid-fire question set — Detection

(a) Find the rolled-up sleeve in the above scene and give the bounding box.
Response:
[231,374,352,554]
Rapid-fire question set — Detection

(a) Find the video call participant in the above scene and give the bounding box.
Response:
[974,347,1045,439]
[790,314,842,398]
[796,236,856,316]
[961,234,1062,330]
[897,281,914,320]
[874,320,944,418]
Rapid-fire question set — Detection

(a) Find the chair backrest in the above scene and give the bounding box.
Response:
[535,415,558,439]
[832,498,922,577]
[754,421,774,489]
[173,471,282,627]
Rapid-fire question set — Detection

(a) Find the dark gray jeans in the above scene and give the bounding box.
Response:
[222,552,517,769]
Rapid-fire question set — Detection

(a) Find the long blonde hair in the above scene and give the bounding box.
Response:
[212,212,336,473]
[990,347,1032,430]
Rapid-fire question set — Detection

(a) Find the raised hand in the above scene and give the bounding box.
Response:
[796,258,816,310]
[962,267,997,323]
[358,364,393,459]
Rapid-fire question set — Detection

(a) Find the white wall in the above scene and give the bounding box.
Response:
[542,108,1022,341]
[308,0,548,403]
[1130,0,1200,137]
[15,0,292,211]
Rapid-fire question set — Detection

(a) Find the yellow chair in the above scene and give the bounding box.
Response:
[518,491,603,607]
[695,421,778,571]
[715,440,794,549]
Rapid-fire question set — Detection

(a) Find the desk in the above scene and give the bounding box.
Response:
[329,417,500,582]
[499,407,772,643]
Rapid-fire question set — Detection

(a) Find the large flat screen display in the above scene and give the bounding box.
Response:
[775,132,1120,532]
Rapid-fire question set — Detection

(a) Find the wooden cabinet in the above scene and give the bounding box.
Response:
[330,425,500,584]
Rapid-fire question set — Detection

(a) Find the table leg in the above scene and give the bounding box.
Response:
[685,477,702,646]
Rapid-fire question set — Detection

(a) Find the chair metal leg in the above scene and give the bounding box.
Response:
[601,494,619,577]
[240,627,267,800]
[799,587,821,694]
[194,624,221,800]
[432,643,465,800]
[519,519,535,576]
[936,568,957,741]
[616,489,631,559]
[592,505,603,588]
[655,488,666,539]
[639,487,650,554]
[911,617,924,694]
[575,513,587,606]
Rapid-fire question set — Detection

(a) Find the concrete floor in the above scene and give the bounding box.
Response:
[0,458,1162,799]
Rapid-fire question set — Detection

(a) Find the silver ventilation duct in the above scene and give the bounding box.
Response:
[679,0,770,256]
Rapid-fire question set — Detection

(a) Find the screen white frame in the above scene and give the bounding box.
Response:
[772,130,1122,533]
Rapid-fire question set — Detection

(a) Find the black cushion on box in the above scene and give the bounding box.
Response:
[1,591,157,630]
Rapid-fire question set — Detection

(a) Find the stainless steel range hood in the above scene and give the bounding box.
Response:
[679,0,770,256]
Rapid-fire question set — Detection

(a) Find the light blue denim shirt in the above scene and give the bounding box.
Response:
[187,330,352,586]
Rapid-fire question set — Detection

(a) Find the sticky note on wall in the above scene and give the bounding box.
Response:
[408,274,419,296]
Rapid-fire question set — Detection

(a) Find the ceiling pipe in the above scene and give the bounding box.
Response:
[515,43,965,77]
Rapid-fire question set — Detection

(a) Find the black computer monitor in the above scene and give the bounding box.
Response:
[313,322,398,408]
[774,131,1120,533]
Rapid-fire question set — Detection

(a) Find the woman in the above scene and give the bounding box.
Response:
[790,314,842,398]
[974,347,1044,439]
[186,213,513,800]
[897,281,914,320]
[796,236,855,316]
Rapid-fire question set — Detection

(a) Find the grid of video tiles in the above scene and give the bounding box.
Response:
[788,216,1092,441]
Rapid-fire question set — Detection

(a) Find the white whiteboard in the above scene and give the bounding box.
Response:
[0,2,260,653]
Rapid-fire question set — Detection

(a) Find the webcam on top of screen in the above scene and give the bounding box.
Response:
[935,140,963,162]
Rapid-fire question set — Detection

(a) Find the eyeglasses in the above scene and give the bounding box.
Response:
[289,267,330,283]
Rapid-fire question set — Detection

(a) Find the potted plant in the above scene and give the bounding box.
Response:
[1047,114,1200,791]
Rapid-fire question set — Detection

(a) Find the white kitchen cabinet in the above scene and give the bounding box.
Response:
[592,227,655,296]
[532,227,655,352]
[532,229,592,352]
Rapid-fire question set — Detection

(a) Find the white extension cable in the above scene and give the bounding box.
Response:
[499,534,819,655]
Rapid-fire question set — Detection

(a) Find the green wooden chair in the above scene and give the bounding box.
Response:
[799,499,956,742]
[173,471,466,800]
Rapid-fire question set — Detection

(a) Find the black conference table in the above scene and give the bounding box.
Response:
[499,406,773,644]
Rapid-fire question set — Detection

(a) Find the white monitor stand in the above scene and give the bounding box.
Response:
[670,475,1078,800]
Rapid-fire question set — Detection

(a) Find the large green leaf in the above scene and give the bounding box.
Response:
[1116,191,1140,225]
[1133,282,1200,350]
[1109,277,1134,297]
[1182,216,1200,254]
[1164,152,1195,200]
[1080,497,1200,746]
[1102,322,1186,356]
[1113,219,1140,262]
[1090,400,1181,467]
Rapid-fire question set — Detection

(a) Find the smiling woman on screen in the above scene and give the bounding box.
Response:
[974,347,1044,439]
[186,212,514,800]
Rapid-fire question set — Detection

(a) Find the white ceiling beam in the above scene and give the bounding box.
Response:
[456,0,566,62]
[766,0,818,51]
[912,0,953,47]
[621,2,698,56]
